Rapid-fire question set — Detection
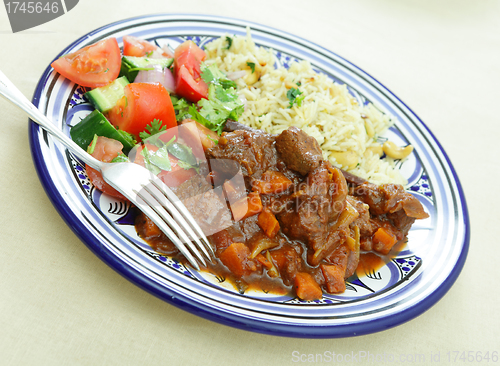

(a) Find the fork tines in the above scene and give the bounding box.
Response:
[133,177,214,271]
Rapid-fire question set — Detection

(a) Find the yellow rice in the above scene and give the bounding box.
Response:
[204,29,407,185]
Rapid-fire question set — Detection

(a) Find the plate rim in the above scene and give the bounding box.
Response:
[28,13,470,338]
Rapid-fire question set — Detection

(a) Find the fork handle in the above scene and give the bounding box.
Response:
[0,69,103,170]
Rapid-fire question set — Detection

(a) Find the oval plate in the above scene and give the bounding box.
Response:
[29,14,469,338]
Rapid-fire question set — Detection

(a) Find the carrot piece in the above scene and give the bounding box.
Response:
[372,227,397,255]
[320,264,346,293]
[229,198,248,221]
[257,207,280,238]
[294,272,323,301]
[141,216,162,238]
[270,248,288,272]
[246,191,263,216]
[255,253,273,269]
[253,171,293,194]
[230,191,263,221]
[223,180,239,202]
[219,243,256,277]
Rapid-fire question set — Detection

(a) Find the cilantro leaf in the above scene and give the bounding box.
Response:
[219,79,238,90]
[177,160,200,173]
[111,153,129,163]
[286,87,305,108]
[207,134,219,145]
[187,64,245,134]
[225,36,233,50]
[148,145,172,171]
[140,146,161,175]
[188,104,214,129]
[167,142,197,166]
[139,119,166,140]
[201,63,237,89]
[87,134,98,155]
[246,62,256,73]
[127,67,154,73]
[171,96,191,121]
[117,129,137,147]
[163,135,176,149]
[171,96,189,110]
[193,84,244,134]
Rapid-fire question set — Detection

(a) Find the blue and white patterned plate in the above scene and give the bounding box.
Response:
[29,14,469,338]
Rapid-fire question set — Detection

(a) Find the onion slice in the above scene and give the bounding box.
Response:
[134,64,175,93]
[161,45,175,58]
[227,70,247,80]
[148,49,167,59]
[238,93,248,111]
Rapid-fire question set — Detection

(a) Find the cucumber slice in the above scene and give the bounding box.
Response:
[70,110,136,154]
[120,56,173,82]
[84,76,129,113]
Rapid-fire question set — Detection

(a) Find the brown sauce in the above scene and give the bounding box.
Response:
[203,261,292,296]
[356,239,407,277]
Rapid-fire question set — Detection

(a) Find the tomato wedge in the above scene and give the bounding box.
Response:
[158,161,197,187]
[123,35,173,58]
[176,65,209,103]
[86,136,126,200]
[180,119,218,160]
[173,41,208,102]
[51,38,121,88]
[107,83,177,139]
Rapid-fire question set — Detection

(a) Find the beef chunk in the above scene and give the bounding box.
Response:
[270,244,302,287]
[320,243,351,293]
[353,182,429,219]
[206,129,301,190]
[206,130,278,188]
[277,162,349,265]
[275,127,323,176]
[352,182,429,253]
[182,190,232,236]
[347,196,373,237]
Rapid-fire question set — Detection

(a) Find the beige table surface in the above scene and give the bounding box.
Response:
[1,0,499,365]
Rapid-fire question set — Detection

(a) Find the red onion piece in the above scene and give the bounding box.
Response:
[161,45,175,58]
[134,64,175,93]
[160,67,176,93]
[227,70,247,80]
[238,93,248,111]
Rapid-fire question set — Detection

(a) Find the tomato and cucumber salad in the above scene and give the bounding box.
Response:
[58,36,244,195]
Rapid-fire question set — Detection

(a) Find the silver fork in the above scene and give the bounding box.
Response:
[0,70,213,270]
